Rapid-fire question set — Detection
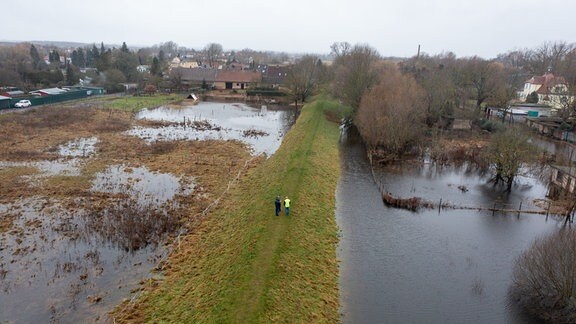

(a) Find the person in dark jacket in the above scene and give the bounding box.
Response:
[275,195,281,216]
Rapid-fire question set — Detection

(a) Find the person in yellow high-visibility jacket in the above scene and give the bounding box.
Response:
[284,196,291,216]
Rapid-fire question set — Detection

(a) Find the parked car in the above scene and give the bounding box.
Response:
[14,100,32,108]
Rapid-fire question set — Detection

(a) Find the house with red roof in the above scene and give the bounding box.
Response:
[213,70,262,90]
[518,72,573,109]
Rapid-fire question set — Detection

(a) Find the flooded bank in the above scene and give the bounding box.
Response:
[127,102,294,156]
[336,130,563,323]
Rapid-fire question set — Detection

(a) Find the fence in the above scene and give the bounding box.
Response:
[366,151,571,220]
[2,87,105,109]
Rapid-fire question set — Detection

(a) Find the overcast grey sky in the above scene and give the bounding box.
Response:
[5,0,575,58]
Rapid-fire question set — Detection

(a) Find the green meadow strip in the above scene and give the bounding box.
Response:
[104,94,185,111]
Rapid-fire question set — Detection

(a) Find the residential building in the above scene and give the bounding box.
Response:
[175,68,218,88]
[169,57,199,70]
[136,65,150,73]
[518,72,573,109]
[261,65,290,87]
[214,70,262,90]
[175,68,262,90]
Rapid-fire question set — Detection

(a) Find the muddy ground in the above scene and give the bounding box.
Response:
[0,99,258,322]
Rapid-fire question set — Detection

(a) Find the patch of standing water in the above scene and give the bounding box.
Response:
[58,137,98,157]
[0,159,84,178]
[0,197,169,323]
[127,102,293,156]
[0,137,99,179]
[91,165,195,204]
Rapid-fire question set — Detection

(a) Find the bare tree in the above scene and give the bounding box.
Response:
[355,62,427,159]
[204,43,223,68]
[526,41,574,75]
[485,126,536,192]
[511,229,576,323]
[169,68,184,91]
[331,44,381,111]
[329,41,352,58]
[405,53,458,128]
[458,57,509,109]
[284,55,325,110]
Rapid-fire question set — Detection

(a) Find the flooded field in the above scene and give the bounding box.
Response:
[128,102,294,156]
[0,163,189,322]
[0,101,284,322]
[337,130,563,323]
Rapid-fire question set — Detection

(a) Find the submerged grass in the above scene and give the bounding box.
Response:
[113,98,345,322]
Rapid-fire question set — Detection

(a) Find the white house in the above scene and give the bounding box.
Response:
[518,72,573,109]
[169,57,199,70]
[137,65,150,73]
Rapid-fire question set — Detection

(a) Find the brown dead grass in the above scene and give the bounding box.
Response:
[0,166,39,204]
[0,106,132,162]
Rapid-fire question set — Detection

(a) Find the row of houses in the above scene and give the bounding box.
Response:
[172,66,289,90]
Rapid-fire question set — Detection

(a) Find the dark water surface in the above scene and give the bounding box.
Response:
[336,131,564,324]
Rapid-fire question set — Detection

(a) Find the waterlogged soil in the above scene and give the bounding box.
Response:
[0,101,264,322]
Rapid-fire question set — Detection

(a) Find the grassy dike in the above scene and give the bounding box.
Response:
[114,98,346,323]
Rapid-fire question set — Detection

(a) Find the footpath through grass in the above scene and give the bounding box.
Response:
[113,98,346,322]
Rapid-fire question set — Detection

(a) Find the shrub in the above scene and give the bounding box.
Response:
[480,119,504,132]
[144,84,157,96]
[526,91,539,104]
[510,229,576,323]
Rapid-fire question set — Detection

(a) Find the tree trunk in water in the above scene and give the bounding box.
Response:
[506,176,514,192]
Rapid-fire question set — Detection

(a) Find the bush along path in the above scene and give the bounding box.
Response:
[113,98,345,323]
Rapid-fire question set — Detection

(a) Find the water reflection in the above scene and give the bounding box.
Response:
[59,137,98,157]
[336,129,562,324]
[127,102,294,156]
[530,136,576,163]
[91,164,194,204]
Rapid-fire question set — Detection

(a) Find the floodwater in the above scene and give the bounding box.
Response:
[0,198,169,323]
[336,129,564,324]
[0,164,191,322]
[59,137,99,158]
[530,136,576,163]
[0,137,99,179]
[127,102,294,156]
[91,164,195,204]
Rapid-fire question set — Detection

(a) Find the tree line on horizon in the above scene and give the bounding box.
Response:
[0,41,291,93]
